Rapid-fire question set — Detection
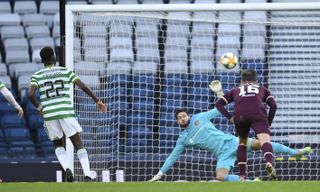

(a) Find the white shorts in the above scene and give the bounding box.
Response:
[44,117,83,141]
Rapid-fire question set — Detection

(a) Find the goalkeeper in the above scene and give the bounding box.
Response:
[149,80,311,182]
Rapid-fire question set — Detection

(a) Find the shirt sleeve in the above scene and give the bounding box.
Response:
[0,80,5,90]
[263,87,274,103]
[160,138,186,174]
[202,108,221,120]
[214,89,234,120]
[67,68,80,83]
[30,75,39,88]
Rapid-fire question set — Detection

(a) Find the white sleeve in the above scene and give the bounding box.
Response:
[0,87,20,109]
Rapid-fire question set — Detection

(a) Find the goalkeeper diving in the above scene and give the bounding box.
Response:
[149,80,312,182]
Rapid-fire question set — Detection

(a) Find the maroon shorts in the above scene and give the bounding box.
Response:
[234,114,270,139]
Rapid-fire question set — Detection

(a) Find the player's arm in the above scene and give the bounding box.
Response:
[214,90,233,121]
[264,89,277,126]
[73,78,107,113]
[1,86,23,118]
[28,84,43,114]
[149,140,185,182]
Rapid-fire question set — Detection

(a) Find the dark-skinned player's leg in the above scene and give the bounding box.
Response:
[53,138,73,182]
[235,116,250,180]
[69,132,93,181]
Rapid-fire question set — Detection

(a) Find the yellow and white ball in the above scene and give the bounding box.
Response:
[220,52,238,69]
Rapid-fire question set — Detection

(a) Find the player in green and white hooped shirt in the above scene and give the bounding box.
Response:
[28,47,107,182]
[0,80,23,118]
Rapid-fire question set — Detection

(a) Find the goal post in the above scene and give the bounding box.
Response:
[65,3,320,182]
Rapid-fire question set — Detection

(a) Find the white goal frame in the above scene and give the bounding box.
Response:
[65,2,320,181]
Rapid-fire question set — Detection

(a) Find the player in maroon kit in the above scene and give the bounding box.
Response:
[214,69,277,181]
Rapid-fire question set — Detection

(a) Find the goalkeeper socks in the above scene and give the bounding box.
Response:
[237,145,247,178]
[224,175,241,181]
[261,142,274,164]
[271,142,297,156]
[55,147,71,171]
[77,148,91,177]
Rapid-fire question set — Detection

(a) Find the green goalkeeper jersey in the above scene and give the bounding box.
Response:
[30,66,79,121]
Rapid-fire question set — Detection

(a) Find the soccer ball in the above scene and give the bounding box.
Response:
[220,52,238,69]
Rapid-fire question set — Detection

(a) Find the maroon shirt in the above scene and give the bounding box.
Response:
[215,83,277,125]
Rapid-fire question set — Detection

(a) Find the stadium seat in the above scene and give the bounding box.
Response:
[14,1,37,15]
[21,14,47,26]
[188,73,214,87]
[4,127,30,141]
[0,14,21,26]
[39,1,59,15]
[0,1,12,13]
[166,12,191,38]
[84,47,108,63]
[136,48,160,63]
[74,61,106,76]
[191,36,214,49]
[8,140,36,158]
[27,114,44,130]
[159,113,177,127]
[66,0,88,4]
[192,12,216,35]
[89,0,114,4]
[114,0,139,4]
[128,112,154,125]
[133,61,158,74]
[30,37,55,52]
[0,102,17,116]
[138,0,164,4]
[14,64,40,79]
[161,100,187,113]
[135,22,159,37]
[109,37,132,49]
[18,75,32,91]
[25,26,51,39]
[0,64,7,76]
[166,37,189,50]
[164,73,188,86]
[0,76,12,89]
[0,26,25,40]
[83,24,107,38]
[126,126,152,153]
[6,49,31,67]
[4,38,29,52]
[1,115,25,128]
[190,49,214,67]
[110,48,134,63]
[110,24,133,38]
[194,0,216,3]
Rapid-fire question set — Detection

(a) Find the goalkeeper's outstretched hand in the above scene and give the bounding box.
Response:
[209,80,223,97]
[148,171,164,182]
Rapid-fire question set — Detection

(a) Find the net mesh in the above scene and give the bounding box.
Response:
[70,9,320,181]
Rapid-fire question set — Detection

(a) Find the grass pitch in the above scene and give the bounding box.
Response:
[0,181,319,192]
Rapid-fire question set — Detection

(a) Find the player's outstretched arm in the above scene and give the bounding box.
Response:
[148,141,185,182]
[74,79,107,112]
[1,86,24,118]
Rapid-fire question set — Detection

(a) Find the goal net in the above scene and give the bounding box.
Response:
[65,3,320,182]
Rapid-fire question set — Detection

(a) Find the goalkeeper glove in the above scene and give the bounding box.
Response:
[148,171,164,182]
[209,80,223,97]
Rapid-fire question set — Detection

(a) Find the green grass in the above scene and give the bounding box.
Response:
[1,181,320,192]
